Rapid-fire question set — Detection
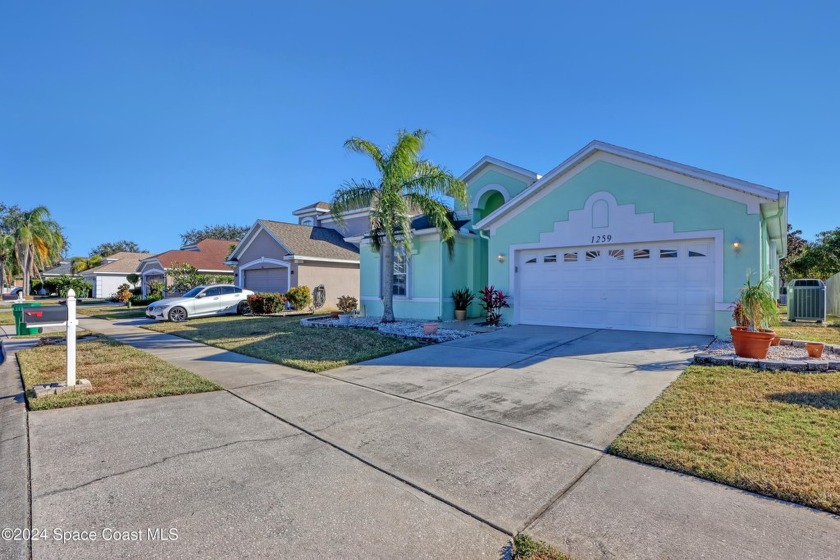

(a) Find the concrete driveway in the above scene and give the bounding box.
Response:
[23,318,840,559]
[328,325,711,448]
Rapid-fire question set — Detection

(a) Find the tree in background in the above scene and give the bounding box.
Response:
[89,240,148,257]
[779,225,808,284]
[8,206,66,295]
[331,129,467,322]
[71,254,103,275]
[0,204,22,291]
[790,227,840,280]
[180,224,249,246]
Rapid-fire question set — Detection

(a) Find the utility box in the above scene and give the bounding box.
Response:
[787,279,826,323]
[12,302,42,335]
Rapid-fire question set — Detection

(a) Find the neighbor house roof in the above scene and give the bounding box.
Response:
[82,252,153,275]
[42,261,72,277]
[292,201,332,215]
[141,239,236,272]
[254,220,360,261]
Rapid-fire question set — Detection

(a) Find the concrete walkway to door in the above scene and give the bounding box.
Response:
[32,317,840,559]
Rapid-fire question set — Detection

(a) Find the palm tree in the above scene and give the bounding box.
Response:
[71,254,103,275]
[10,206,65,296]
[0,233,16,294]
[331,129,467,322]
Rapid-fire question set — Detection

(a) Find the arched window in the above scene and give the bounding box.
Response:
[301,217,315,226]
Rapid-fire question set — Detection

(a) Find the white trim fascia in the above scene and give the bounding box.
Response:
[459,155,540,183]
[475,141,786,231]
[507,230,724,325]
[141,268,166,276]
[411,229,475,239]
[292,205,332,216]
[343,235,364,244]
[227,220,264,261]
[282,256,360,264]
[237,257,291,290]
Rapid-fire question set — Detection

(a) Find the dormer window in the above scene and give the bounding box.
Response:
[301,217,315,226]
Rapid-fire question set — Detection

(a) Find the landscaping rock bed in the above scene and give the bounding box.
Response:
[695,338,840,372]
[300,316,477,343]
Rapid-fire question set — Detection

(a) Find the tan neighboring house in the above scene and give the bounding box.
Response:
[137,239,236,297]
[80,252,153,299]
[226,203,363,307]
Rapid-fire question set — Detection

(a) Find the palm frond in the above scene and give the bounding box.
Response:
[330,180,378,226]
[344,137,386,174]
[404,193,459,257]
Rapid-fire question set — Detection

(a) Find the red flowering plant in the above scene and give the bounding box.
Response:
[479,285,510,327]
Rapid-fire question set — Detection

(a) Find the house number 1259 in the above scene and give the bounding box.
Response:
[591,234,612,243]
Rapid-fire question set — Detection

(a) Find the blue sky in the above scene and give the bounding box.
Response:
[2,1,838,256]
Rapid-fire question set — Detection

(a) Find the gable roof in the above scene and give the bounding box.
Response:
[459,155,541,184]
[42,261,72,277]
[473,140,789,232]
[253,220,360,261]
[82,252,153,275]
[142,239,236,272]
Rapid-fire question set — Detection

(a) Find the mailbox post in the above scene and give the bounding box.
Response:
[23,289,88,395]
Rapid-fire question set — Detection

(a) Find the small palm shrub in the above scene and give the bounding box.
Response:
[337,295,358,314]
[247,293,286,314]
[285,285,312,310]
[452,287,475,311]
[738,274,778,332]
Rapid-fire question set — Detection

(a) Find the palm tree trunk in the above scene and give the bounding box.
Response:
[0,259,5,294]
[380,239,396,323]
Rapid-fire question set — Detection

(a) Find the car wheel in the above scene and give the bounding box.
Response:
[168,307,188,322]
[237,301,250,315]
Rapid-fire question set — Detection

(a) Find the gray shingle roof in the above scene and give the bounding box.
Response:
[257,220,360,261]
[82,252,154,275]
[42,261,72,276]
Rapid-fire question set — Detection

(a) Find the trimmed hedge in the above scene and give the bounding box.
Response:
[129,293,162,306]
[285,285,312,310]
[247,292,287,315]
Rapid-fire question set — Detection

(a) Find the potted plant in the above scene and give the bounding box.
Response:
[730,274,778,359]
[451,288,474,321]
[337,295,358,325]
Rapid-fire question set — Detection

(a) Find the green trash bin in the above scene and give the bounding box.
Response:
[12,302,42,335]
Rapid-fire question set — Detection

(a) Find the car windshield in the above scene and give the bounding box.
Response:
[183,287,205,298]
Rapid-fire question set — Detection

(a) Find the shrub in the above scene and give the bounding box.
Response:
[31,279,58,295]
[285,285,312,310]
[247,293,286,315]
[53,274,93,298]
[129,294,162,306]
[337,295,358,314]
[451,287,475,311]
[130,287,142,296]
[479,285,510,327]
[126,273,140,286]
[115,283,132,303]
[147,280,165,297]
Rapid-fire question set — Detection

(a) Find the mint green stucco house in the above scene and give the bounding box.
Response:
[354,141,788,338]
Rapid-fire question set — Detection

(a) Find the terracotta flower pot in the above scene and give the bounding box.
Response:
[423,322,439,335]
[771,336,780,346]
[730,327,775,359]
[805,342,824,359]
[455,309,466,321]
[330,311,340,318]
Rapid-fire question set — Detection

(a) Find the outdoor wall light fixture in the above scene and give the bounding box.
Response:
[732,240,742,253]
[497,253,506,263]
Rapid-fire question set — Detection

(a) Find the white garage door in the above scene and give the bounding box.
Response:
[517,239,715,335]
[244,268,288,293]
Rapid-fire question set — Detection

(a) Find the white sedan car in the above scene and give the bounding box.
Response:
[146,285,254,322]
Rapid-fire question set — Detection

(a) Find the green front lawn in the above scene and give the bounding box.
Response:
[143,315,418,372]
[77,305,149,320]
[0,310,12,325]
[610,365,840,514]
[19,335,221,410]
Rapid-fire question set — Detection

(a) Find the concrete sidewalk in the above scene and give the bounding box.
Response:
[75,317,840,559]
[0,340,36,560]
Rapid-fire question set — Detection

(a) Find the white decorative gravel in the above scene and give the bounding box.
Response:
[302,316,477,343]
[704,339,834,361]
